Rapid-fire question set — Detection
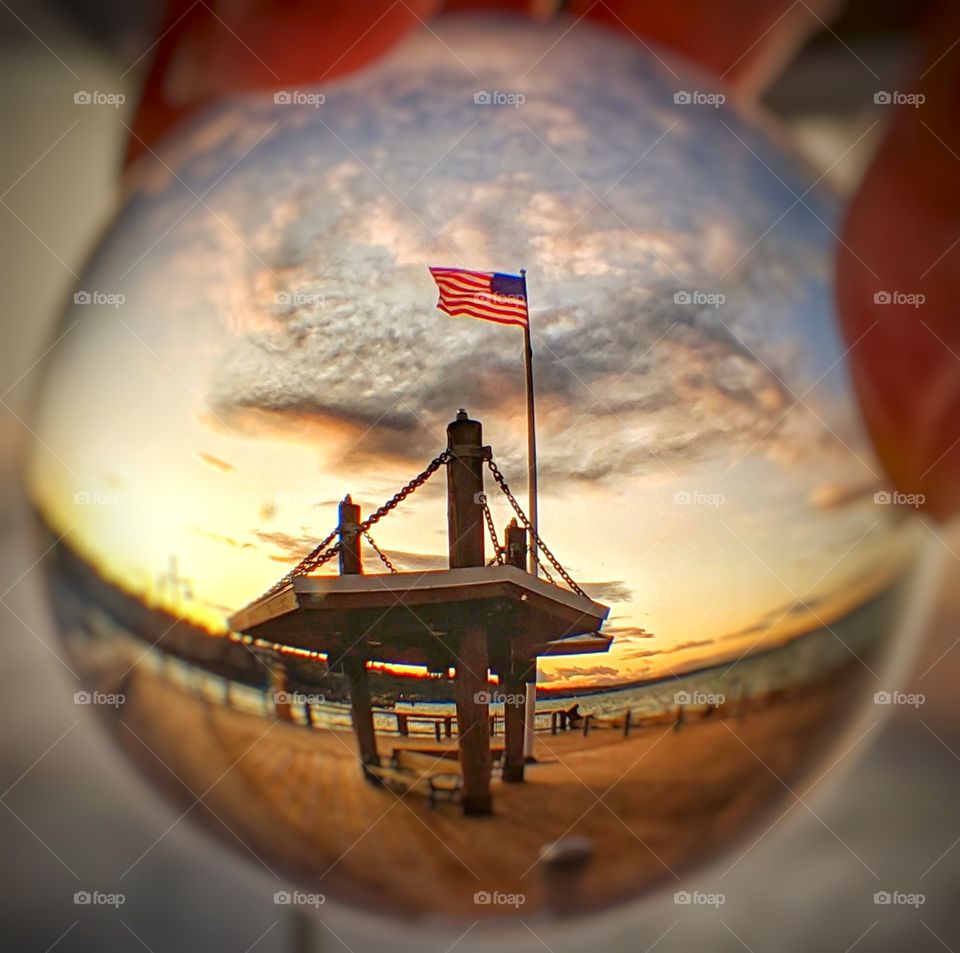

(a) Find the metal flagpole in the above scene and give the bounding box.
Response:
[520,267,539,762]
[520,268,538,578]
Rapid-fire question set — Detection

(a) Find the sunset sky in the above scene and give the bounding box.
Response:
[27,17,919,687]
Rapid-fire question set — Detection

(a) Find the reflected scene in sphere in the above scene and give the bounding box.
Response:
[28,15,924,924]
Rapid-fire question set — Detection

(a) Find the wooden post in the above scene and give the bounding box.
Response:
[269,659,294,722]
[505,519,527,571]
[539,836,594,918]
[447,410,486,569]
[502,654,531,783]
[524,679,537,761]
[447,410,492,815]
[344,652,379,769]
[338,496,377,769]
[338,495,362,575]
[453,626,493,815]
[502,520,531,782]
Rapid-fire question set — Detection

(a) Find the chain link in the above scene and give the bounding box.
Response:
[352,450,451,539]
[363,531,397,573]
[255,448,588,607]
[262,526,340,598]
[485,457,588,598]
[481,497,505,565]
[258,450,450,599]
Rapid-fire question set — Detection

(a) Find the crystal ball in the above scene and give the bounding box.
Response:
[26,14,926,926]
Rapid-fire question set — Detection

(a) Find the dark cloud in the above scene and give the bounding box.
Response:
[374,549,448,572]
[193,18,849,488]
[539,665,620,684]
[196,451,235,472]
[604,624,655,640]
[191,527,253,550]
[254,530,319,560]
[581,580,634,603]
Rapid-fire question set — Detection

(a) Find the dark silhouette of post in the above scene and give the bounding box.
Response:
[339,495,379,771]
[447,409,492,815]
[502,655,534,782]
[502,520,529,783]
[338,495,362,575]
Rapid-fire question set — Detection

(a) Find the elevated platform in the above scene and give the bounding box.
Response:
[229,564,610,668]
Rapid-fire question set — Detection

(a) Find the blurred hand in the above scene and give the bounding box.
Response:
[127,0,960,521]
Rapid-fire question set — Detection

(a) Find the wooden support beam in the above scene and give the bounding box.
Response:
[268,659,294,722]
[453,625,493,815]
[447,410,492,815]
[338,495,362,576]
[505,519,527,571]
[502,654,531,783]
[343,653,379,770]
[446,410,486,569]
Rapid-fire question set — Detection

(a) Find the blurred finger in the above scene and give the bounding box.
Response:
[836,0,960,520]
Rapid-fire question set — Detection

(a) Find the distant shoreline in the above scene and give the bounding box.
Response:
[35,507,906,704]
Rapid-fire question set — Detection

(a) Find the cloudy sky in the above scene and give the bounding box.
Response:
[28,16,919,687]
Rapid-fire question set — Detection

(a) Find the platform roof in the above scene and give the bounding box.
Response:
[229,565,611,668]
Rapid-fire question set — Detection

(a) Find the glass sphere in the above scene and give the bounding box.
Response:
[27,14,925,926]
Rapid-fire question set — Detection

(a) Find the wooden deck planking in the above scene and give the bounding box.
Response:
[114,661,862,919]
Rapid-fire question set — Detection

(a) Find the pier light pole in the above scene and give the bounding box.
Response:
[446,409,493,815]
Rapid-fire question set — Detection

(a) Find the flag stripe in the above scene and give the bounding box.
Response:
[438,303,528,327]
[439,292,527,313]
[429,265,528,329]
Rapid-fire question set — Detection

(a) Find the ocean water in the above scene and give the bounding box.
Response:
[82,577,904,739]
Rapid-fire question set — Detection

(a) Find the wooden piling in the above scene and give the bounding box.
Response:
[337,496,378,769]
[344,652,379,769]
[447,410,493,815]
[505,519,526,570]
[270,661,295,722]
[453,626,493,815]
[502,654,532,783]
[338,495,362,576]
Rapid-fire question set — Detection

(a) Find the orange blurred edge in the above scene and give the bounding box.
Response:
[837,0,960,522]
[570,0,841,97]
[125,0,439,166]
[126,0,834,164]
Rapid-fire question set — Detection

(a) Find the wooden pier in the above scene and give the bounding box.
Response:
[230,410,611,815]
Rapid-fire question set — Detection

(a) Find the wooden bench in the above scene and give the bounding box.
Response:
[366,750,463,807]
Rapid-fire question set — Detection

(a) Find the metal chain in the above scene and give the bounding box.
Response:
[263,526,340,597]
[485,457,588,598]
[535,552,557,586]
[481,498,505,565]
[260,450,450,599]
[258,449,588,606]
[363,531,397,573]
[352,450,451,538]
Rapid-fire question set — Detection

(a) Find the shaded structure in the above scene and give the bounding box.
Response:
[230,410,611,814]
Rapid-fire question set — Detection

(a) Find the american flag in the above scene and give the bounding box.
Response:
[429,266,528,329]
